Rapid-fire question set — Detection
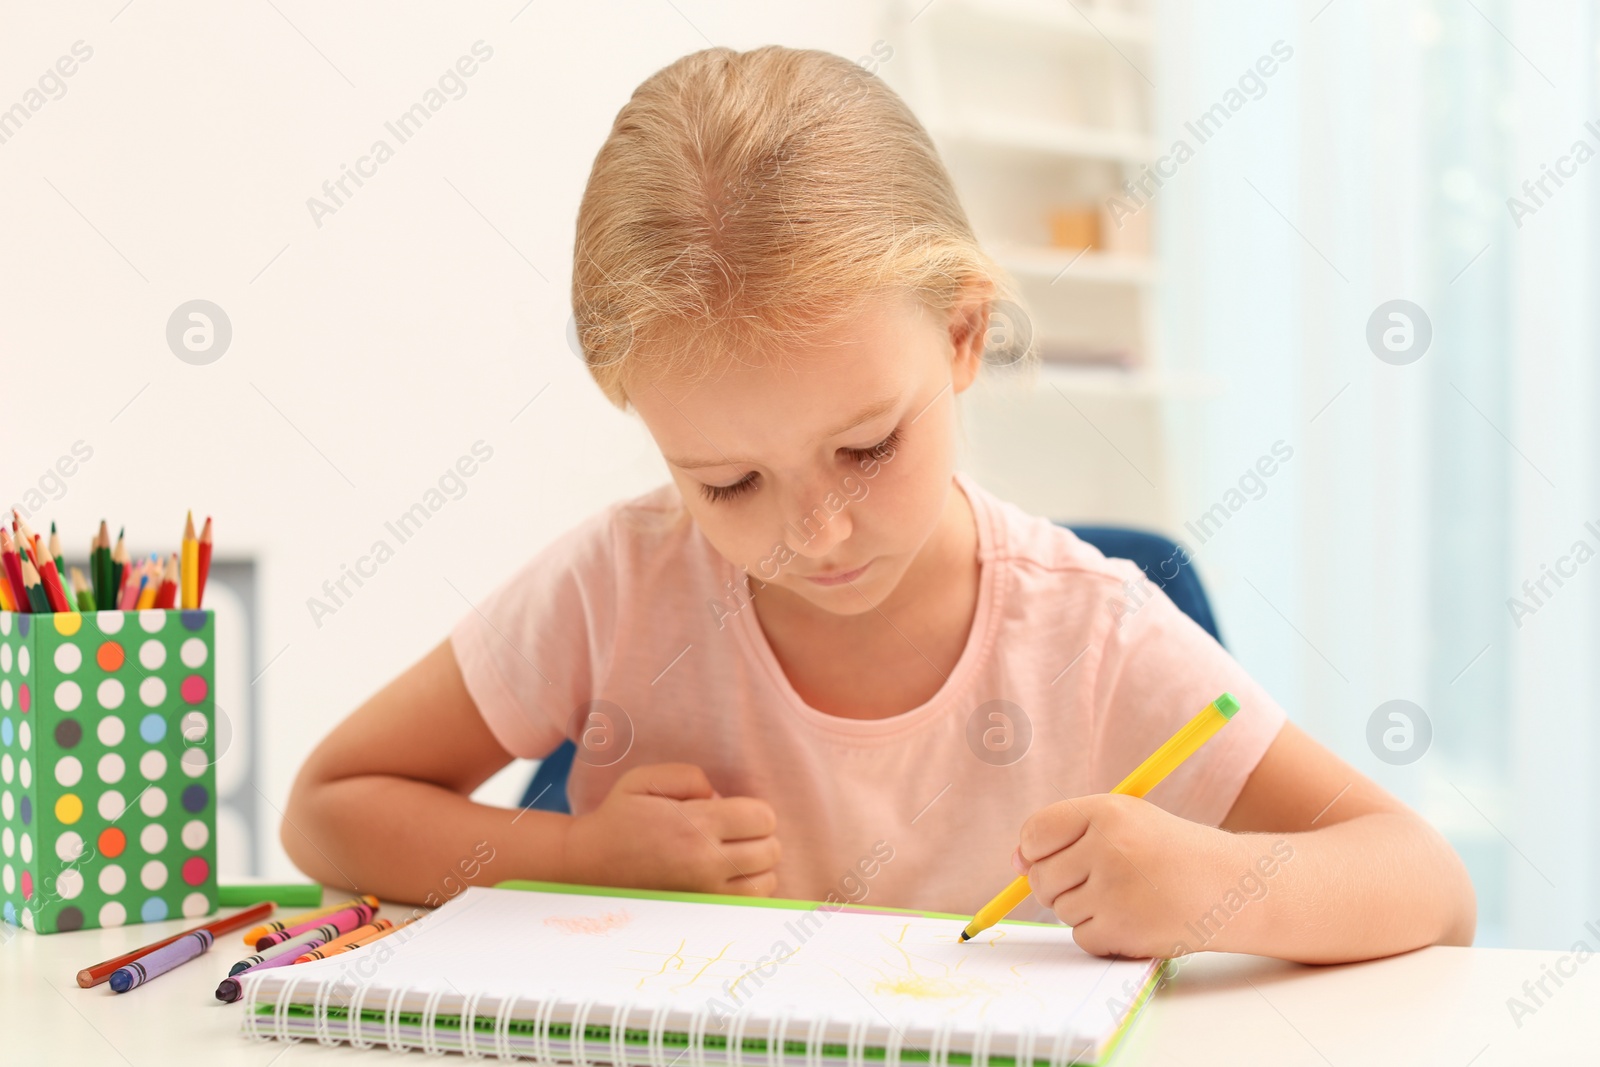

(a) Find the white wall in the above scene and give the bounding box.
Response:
[2,1,888,876]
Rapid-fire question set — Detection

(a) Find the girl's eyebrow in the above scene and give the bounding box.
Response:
[667,394,900,470]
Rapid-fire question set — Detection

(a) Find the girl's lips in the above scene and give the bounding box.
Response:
[805,560,871,586]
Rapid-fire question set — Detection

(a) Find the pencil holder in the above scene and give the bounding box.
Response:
[0,609,218,934]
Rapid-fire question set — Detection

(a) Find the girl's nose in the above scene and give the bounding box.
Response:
[780,479,855,560]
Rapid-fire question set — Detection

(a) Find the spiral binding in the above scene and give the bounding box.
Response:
[313,975,342,1046]
[349,981,377,1050]
[607,1001,632,1067]
[691,1004,718,1067]
[239,977,1063,1067]
[458,990,486,1059]
[492,993,523,1061]
[421,986,449,1056]
[570,998,600,1067]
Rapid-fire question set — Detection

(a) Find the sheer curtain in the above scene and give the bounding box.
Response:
[1156,0,1598,948]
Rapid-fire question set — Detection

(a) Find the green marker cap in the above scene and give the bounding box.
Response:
[1214,692,1240,719]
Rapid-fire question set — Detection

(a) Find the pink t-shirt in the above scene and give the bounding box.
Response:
[451,471,1287,916]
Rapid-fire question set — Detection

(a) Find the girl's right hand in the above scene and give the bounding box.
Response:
[565,763,781,896]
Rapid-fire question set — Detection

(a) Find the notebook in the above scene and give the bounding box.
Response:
[238,881,1163,1065]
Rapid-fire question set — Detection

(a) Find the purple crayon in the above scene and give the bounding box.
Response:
[109,929,215,993]
[253,902,377,950]
[216,929,337,1003]
[230,918,352,975]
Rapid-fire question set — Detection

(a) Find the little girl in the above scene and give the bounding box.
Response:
[284,45,1474,964]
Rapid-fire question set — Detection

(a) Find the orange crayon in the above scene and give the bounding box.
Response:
[291,918,398,962]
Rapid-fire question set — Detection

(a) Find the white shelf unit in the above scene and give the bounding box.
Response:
[886,0,1177,531]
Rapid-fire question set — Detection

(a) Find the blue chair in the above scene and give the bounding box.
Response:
[519,524,1220,814]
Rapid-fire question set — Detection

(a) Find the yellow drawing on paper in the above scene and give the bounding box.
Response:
[626,938,760,992]
[834,923,1046,1017]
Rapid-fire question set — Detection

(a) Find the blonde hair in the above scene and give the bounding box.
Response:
[571,45,1032,410]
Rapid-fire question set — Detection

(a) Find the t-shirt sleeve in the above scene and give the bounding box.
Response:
[448,508,618,760]
[1086,557,1288,827]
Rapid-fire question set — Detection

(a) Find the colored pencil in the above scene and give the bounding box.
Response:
[0,515,214,615]
[153,553,178,609]
[70,567,95,612]
[31,536,70,612]
[197,516,213,608]
[75,901,274,988]
[135,565,159,609]
[0,529,25,614]
[180,511,197,610]
[110,527,127,605]
[12,514,39,557]
[242,894,380,945]
[92,520,110,609]
[291,918,396,962]
[116,560,138,610]
[0,529,23,613]
[20,558,50,613]
[48,522,66,583]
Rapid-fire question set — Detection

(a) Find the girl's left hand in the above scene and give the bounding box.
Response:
[1015,794,1256,959]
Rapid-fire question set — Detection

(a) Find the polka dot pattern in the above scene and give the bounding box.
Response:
[0,607,216,932]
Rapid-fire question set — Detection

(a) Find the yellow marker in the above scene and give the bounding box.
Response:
[960,692,1241,942]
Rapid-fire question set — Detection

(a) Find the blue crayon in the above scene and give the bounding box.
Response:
[109,929,215,993]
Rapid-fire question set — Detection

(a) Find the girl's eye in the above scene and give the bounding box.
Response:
[697,427,902,505]
[701,474,758,504]
[847,426,902,464]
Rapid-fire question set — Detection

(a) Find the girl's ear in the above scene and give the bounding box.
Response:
[948,297,990,394]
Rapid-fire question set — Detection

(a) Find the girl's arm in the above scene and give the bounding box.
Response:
[1016,722,1476,963]
[281,638,781,905]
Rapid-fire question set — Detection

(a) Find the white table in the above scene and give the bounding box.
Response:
[3,899,1595,1065]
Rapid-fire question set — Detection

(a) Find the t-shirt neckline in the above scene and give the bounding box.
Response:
[728,471,999,738]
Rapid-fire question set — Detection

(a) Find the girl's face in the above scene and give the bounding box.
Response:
[630,292,987,618]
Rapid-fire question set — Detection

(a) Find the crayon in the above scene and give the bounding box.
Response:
[218,928,343,1003]
[76,901,274,988]
[253,901,376,951]
[109,929,214,992]
[225,918,348,977]
[242,893,379,945]
[292,918,396,962]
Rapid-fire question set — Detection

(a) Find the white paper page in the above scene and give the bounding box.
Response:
[246,887,1158,1051]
